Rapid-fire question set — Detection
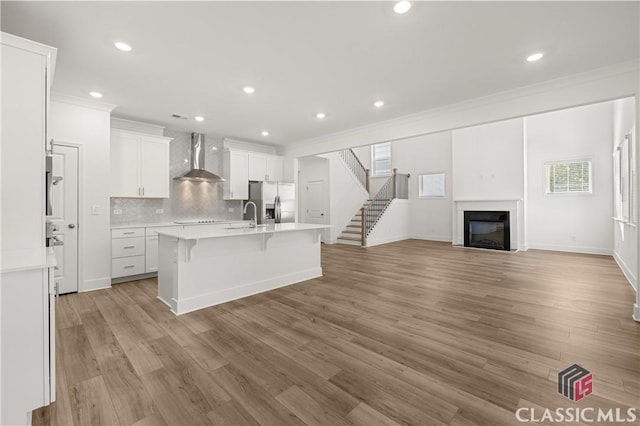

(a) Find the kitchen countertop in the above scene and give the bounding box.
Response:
[111,220,251,229]
[1,247,57,273]
[156,223,331,240]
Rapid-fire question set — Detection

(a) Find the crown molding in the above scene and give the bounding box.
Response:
[51,92,117,112]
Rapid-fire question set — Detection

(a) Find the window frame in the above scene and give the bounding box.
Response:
[371,142,392,177]
[418,172,447,199]
[543,158,593,196]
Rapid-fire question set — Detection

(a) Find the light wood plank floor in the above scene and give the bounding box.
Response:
[34,240,640,426]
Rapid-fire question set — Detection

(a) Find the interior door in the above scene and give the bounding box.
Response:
[51,144,79,294]
[306,180,326,225]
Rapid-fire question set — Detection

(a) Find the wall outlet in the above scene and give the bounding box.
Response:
[155,209,164,214]
[228,207,235,213]
[91,205,100,215]
[113,209,122,215]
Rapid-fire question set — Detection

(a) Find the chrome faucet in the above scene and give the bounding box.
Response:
[243,201,257,228]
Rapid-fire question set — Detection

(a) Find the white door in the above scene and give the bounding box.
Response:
[51,144,79,294]
[306,180,326,224]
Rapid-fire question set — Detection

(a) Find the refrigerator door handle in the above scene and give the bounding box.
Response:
[275,196,281,223]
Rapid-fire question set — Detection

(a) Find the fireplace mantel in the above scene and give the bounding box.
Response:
[453,199,524,251]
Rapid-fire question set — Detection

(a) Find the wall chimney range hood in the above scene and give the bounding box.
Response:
[174,133,225,182]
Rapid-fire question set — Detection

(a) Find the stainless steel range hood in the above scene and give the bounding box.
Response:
[174,133,225,182]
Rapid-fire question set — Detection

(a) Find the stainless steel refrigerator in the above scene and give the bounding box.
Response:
[245,181,295,224]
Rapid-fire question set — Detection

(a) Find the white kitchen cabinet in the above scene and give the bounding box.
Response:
[248,153,268,181]
[223,149,249,200]
[1,32,56,425]
[266,155,284,181]
[110,129,172,198]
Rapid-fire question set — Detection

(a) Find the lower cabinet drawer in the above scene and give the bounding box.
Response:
[111,256,145,278]
[112,237,145,258]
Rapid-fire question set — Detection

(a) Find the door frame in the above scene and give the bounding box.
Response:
[51,141,83,293]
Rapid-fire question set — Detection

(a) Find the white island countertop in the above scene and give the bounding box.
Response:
[156,222,331,315]
[156,222,331,240]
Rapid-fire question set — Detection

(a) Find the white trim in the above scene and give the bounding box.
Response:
[171,267,322,315]
[633,304,640,322]
[285,60,639,158]
[613,251,638,291]
[527,243,613,256]
[365,235,410,247]
[51,92,117,112]
[80,277,111,292]
[409,234,453,243]
[111,117,165,136]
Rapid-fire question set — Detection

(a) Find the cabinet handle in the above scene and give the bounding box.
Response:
[123,246,135,249]
[123,232,135,235]
[142,187,145,196]
[124,265,135,269]
[231,191,233,198]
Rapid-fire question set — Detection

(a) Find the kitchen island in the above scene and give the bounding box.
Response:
[156,223,330,315]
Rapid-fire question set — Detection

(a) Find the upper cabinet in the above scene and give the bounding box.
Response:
[223,149,249,200]
[223,149,285,200]
[110,129,172,198]
[266,155,284,182]
[247,152,284,182]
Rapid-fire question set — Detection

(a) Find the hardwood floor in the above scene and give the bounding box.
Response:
[34,240,640,425]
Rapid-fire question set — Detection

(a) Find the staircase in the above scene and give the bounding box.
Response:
[336,167,410,247]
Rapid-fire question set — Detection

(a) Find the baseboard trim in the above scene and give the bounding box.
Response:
[81,277,111,292]
[365,235,411,247]
[173,267,323,315]
[526,244,613,256]
[111,272,157,284]
[409,234,452,243]
[613,251,638,292]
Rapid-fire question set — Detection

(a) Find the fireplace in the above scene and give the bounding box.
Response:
[464,211,510,251]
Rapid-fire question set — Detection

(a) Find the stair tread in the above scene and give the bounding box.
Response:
[337,236,362,241]
[342,230,361,235]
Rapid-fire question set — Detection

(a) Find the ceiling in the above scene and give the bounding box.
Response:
[2,1,638,146]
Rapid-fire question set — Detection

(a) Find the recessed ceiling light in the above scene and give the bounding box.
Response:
[527,52,544,62]
[211,146,218,152]
[89,91,103,99]
[316,112,326,119]
[114,41,132,52]
[373,100,385,108]
[261,130,269,136]
[194,115,205,122]
[394,0,412,14]
[243,86,255,94]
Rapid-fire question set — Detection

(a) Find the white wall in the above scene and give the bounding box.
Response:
[392,132,453,242]
[526,102,613,254]
[50,99,113,292]
[452,118,525,200]
[451,119,526,249]
[612,97,637,288]
[317,153,369,243]
[366,200,411,247]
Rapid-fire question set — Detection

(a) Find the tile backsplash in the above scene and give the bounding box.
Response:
[110,129,243,225]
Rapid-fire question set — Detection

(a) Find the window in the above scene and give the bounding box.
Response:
[544,159,592,194]
[371,142,392,176]
[419,173,446,198]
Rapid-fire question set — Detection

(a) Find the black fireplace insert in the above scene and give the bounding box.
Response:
[464,211,510,251]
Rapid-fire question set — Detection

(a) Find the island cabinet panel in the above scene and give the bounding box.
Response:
[156,224,328,315]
